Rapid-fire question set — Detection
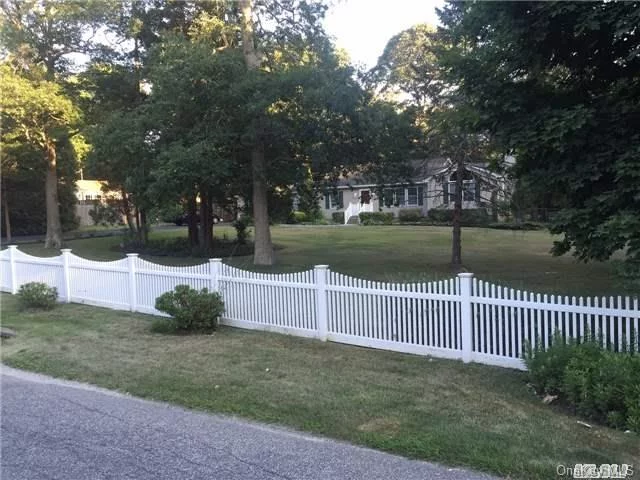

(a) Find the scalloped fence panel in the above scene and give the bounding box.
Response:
[1,245,638,370]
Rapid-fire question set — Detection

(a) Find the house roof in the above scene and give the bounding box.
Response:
[332,157,499,188]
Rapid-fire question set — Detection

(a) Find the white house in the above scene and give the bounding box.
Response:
[75,180,123,226]
[318,158,513,224]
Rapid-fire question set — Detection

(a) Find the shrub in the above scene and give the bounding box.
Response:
[485,222,546,231]
[292,211,307,223]
[18,282,58,310]
[524,332,580,395]
[427,208,490,226]
[525,334,640,431]
[89,201,124,227]
[564,351,640,430]
[398,209,423,223]
[233,217,252,245]
[118,236,253,258]
[331,211,345,224]
[359,212,393,225]
[154,285,224,333]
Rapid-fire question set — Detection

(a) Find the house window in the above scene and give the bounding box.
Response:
[328,191,341,209]
[383,189,394,207]
[447,170,476,203]
[447,181,476,202]
[406,187,418,206]
[463,180,475,201]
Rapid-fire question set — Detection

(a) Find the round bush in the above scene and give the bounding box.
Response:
[18,282,58,310]
[154,285,224,333]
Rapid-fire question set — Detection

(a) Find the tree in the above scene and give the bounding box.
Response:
[1,65,81,247]
[369,24,443,110]
[239,0,274,265]
[371,23,496,271]
[1,0,108,247]
[438,2,640,277]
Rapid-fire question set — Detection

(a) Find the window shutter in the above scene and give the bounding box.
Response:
[395,187,405,206]
[475,181,481,203]
[338,191,343,209]
[418,186,424,206]
[443,182,449,205]
[324,192,329,209]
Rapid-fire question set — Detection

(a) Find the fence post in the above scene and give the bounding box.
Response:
[127,253,138,312]
[209,258,222,293]
[8,245,18,294]
[315,265,329,341]
[458,272,474,363]
[60,249,72,303]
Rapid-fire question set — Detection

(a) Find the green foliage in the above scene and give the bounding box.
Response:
[524,333,589,395]
[525,335,640,431]
[1,66,81,236]
[268,188,294,224]
[292,211,307,223]
[121,237,252,258]
[89,201,124,227]
[154,285,224,333]
[369,24,439,109]
[485,222,545,231]
[438,2,640,275]
[565,351,640,430]
[398,209,423,223]
[426,208,489,226]
[233,217,252,245]
[18,282,58,310]
[296,180,322,221]
[157,203,185,223]
[359,212,393,225]
[331,212,344,224]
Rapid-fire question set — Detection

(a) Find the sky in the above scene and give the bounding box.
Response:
[323,0,444,70]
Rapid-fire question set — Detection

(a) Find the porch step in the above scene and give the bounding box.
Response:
[346,215,359,225]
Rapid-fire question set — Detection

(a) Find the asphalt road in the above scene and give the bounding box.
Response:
[1,366,499,480]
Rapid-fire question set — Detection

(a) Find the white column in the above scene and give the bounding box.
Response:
[127,253,139,312]
[458,272,474,363]
[60,249,72,303]
[8,245,18,294]
[209,258,222,293]
[315,265,329,341]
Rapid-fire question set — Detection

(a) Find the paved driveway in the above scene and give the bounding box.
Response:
[1,366,499,480]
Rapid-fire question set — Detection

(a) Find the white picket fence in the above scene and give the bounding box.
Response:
[1,245,639,370]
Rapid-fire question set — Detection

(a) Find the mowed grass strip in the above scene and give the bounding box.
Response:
[17,225,621,295]
[2,295,637,480]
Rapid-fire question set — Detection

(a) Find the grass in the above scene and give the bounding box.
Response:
[17,224,622,295]
[1,294,637,480]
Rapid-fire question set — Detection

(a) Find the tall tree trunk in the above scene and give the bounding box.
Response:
[140,208,148,244]
[451,157,464,271]
[239,0,275,265]
[134,206,141,241]
[2,178,11,243]
[200,189,213,253]
[44,138,63,249]
[121,188,135,234]
[187,194,199,247]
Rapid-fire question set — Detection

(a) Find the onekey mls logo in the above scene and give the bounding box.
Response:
[556,464,634,479]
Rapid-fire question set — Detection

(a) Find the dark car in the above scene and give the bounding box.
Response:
[173,213,221,226]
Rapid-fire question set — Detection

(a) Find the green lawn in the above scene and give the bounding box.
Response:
[17,225,622,295]
[1,294,637,480]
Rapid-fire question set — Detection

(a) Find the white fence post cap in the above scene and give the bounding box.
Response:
[60,248,72,253]
[314,265,329,269]
[209,258,222,263]
[126,253,139,257]
[457,272,474,278]
[7,245,18,249]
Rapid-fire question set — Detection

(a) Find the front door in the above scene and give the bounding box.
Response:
[360,190,371,205]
